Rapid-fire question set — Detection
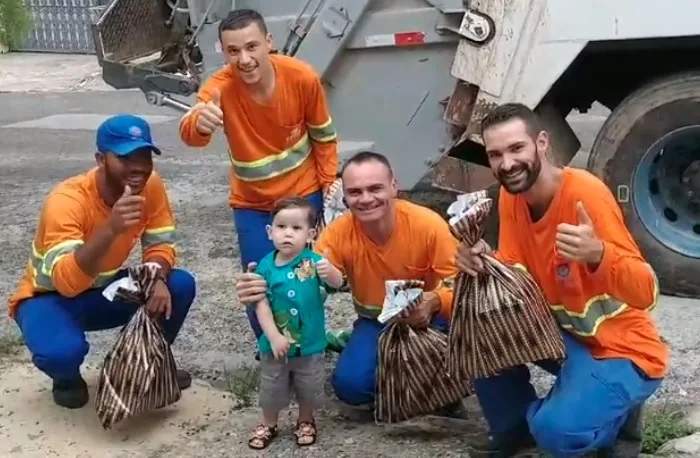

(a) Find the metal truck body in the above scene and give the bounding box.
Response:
[91,0,700,296]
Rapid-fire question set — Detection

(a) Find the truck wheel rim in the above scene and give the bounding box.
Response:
[632,125,700,258]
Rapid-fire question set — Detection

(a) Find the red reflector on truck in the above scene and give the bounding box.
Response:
[364,32,426,48]
[394,32,426,46]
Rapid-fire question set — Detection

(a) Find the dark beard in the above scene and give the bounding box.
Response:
[103,162,125,195]
[499,156,542,194]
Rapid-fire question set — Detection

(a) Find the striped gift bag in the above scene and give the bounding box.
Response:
[375,280,473,424]
[314,178,346,238]
[95,263,182,429]
[445,191,565,380]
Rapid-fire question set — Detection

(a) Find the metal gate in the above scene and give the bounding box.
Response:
[16,0,110,54]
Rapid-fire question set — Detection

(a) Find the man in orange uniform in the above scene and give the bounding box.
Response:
[178,8,338,340]
[455,103,668,457]
[235,151,463,411]
[8,115,197,410]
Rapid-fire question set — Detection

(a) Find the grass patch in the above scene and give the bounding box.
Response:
[224,362,260,409]
[642,405,696,454]
[0,334,23,358]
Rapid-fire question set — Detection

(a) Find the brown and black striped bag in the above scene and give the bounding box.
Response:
[446,191,566,380]
[375,280,473,424]
[95,263,182,429]
[315,177,345,236]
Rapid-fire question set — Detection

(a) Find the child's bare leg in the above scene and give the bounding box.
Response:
[295,402,317,446]
[293,354,325,446]
[249,355,288,450]
[298,402,315,423]
[263,409,280,426]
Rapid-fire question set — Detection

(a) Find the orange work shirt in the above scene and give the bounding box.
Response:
[7,168,177,318]
[179,54,339,211]
[315,199,459,320]
[493,167,668,379]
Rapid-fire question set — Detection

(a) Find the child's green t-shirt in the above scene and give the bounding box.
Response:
[256,247,330,357]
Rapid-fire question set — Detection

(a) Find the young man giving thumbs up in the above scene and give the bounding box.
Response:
[454,103,668,458]
[7,115,197,410]
[178,9,338,272]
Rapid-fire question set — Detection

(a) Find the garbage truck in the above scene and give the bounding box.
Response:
[90,0,700,298]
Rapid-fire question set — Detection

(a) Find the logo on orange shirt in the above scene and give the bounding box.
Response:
[286,125,303,145]
[556,263,570,279]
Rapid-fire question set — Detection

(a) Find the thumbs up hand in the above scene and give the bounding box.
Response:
[315,250,332,280]
[315,249,344,288]
[195,87,224,135]
[555,201,604,266]
[108,184,145,235]
[235,261,268,305]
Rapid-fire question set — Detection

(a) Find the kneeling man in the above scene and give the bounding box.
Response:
[7,115,197,409]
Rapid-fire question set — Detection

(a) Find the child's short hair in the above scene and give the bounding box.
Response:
[271,196,318,228]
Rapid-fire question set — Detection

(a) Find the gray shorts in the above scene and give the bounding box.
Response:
[259,352,326,412]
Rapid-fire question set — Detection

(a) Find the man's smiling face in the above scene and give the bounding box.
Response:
[483,117,546,194]
[220,21,273,86]
[341,159,398,224]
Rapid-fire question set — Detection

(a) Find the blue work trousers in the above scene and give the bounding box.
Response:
[14,268,197,381]
[331,316,449,406]
[474,330,662,458]
[232,190,323,340]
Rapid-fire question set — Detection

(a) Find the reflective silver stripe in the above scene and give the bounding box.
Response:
[352,296,381,319]
[551,295,627,337]
[31,259,54,291]
[231,134,312,182]
[511,261,657,334]
[30,241,121,291]
[141,226,176,249]
[31,261,120,291]
[41,240,83,276]
[307,118,337,143]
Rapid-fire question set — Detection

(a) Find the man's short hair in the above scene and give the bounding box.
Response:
[480,103,543,140]
[339,151,394,178]
[271,196,318,228]
[218,8,267,37]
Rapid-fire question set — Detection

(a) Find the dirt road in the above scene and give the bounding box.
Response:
[1,54,698,457]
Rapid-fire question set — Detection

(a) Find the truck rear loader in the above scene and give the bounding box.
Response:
[90,0,700,298]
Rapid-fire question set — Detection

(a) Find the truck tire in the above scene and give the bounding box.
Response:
[587,71,700,298]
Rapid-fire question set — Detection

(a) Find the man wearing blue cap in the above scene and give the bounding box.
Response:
[8,114,197,409]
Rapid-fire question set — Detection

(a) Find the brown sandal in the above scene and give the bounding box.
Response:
[248,424,277,449]
[295,420,317,446]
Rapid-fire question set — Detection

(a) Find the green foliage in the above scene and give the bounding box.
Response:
[0,0,33,50]
[0,334,24,358]
[642,407,696,454]
[224,362,260,409]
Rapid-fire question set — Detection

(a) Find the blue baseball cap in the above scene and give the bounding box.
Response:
[96,114,162,156]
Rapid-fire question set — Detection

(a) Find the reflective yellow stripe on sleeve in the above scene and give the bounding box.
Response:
[141,225,176,250]
[41,240,84,277]
[30,241,121,291]
[307,117,337,143]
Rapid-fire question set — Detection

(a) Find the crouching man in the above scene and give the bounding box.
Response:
[7,115,197,409]
[456,103,668,457]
